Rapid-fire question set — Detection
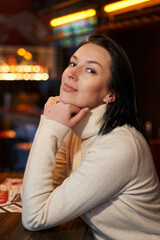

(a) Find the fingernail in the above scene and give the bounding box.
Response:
[84,107,90,112]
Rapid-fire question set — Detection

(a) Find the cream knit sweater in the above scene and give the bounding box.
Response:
[22,104,160,240]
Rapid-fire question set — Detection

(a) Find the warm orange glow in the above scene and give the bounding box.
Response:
[17,48,26,56]
[1,65,9,72]
[24,65,31,72]
[24,52,32,60]
[0,63,49,81]
[0,130,16,138]
[104,0,153,13]
[9,65,16,72]
[16,142,32,151]
[0,73,49,81]
[33,65,41,72]
[17,48,32,60]
[50,9,96,27]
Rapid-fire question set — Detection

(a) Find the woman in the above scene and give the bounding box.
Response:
[22,34,160,240]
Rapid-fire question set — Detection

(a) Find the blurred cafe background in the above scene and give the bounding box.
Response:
[0,0,160,177]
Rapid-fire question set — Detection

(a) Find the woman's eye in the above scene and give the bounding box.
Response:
[69,62,76,67]
[87,68,96,74]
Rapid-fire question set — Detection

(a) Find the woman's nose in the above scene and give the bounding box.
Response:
[67,66,78,81]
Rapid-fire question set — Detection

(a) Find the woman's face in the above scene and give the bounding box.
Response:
[60,43,112,108]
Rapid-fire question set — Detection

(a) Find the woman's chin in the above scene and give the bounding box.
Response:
[60,95,71,104]
[59,97,84,108]
[60,96,77,106]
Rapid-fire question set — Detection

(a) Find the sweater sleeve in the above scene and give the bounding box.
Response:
[22,119,137,231]
[21,115,70,229]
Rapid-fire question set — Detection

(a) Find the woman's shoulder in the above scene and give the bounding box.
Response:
[94,124,149,156]
[100,124,146,143]
[97,124,131,140]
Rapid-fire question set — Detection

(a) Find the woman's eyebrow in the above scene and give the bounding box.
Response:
[71,55,103,69]
[87,60,103,69]
[71,55,77,60]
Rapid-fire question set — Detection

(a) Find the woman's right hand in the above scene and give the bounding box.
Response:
[43,97,89,128]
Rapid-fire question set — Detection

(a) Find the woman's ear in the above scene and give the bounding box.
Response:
[103,91,115,104]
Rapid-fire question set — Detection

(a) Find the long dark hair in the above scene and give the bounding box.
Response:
[80,34,148,143]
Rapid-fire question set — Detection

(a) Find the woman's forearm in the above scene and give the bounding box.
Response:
[21,115,70,230]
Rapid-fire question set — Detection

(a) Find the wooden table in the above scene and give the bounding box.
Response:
[0,173,94,240]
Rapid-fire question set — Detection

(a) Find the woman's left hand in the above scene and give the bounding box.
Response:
[43,97,89,128]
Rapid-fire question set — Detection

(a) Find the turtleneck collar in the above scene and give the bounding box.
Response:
[72,104,107,140]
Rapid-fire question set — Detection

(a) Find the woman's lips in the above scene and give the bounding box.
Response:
[63,83,77,92]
